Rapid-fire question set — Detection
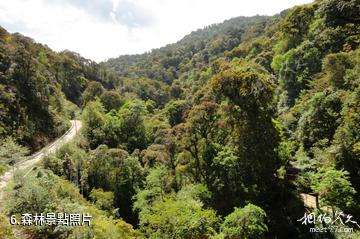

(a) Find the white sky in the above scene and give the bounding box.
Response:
[0,0,313,62]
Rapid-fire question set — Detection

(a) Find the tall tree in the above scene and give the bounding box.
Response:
[211,60,281,202]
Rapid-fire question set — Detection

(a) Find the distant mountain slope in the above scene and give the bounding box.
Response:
[104,14,284,84]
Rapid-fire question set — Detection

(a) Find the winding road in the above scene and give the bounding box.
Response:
[0,120,82,200]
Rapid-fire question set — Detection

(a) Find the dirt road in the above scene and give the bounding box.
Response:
[0,120,82,198]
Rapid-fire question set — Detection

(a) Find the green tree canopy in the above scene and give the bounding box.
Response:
[221,204,268,239]
[311,167,356,211]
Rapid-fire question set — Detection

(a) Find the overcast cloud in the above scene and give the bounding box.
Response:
[0,0,313,62]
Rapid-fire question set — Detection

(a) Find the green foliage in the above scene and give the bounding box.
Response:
[318,0,360,27]
[179,101,227,185]
[5,169,136,238]
[102,100,147,152]
[332,85,360,192]
[133,166,174,217]
[221,204,268,239]
[272,41,321,106]
[140,144,170,169]
[211,60,281,203]
[44,141,145,224]
[7,170,83,214]
[117,101,147,151]
[164,100,191,126]
[0,137,29,165]
[81,99,106,149]
[105,16,269,86]
[0,29,115,151]
[6,169,85,237]
[82,81,105,106]
[288,47,360,203]
[139,196,219,239]
[177,184,212,203]
[311,167,356,210]
[169,81,184,99]
[322,51,353,89]
[1,1,360,238]
[90,188,115,213]
[70,215,137,239]
[296,91,342,152]
[0,163,5,176]
[143,115,170,145]
[280,5,315,48]
[211,60,275,111]
[87,145,145,224]
[0,212,15,239]
[100,90,123,112]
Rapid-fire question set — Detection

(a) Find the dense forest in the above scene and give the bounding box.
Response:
[0,0,360,238]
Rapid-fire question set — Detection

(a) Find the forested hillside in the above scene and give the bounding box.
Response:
[0,26,122,152]
[1,0,360,238]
